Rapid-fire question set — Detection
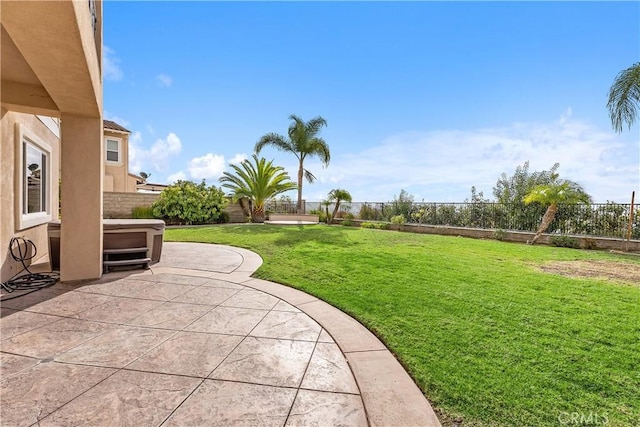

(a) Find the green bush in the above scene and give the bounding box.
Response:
[218,211,230,224]
[361,221,389,230]
[132,206,156,219]
[152,180,228,225]
[341,213,355,227]
[390,215,406,225]
[359,204,383,220]
[309,209,327,224]
[550,235,580,249]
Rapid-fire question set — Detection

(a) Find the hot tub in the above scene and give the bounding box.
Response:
[48,219,165,271]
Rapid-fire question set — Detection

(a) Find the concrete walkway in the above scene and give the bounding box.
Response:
[1,242,441,426]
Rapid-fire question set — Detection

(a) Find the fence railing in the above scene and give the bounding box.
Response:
[339,201,639,239]
[264,200,639,239]
[265,200,304,214]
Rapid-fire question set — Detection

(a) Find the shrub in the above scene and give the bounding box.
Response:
[152,180,228,225]
[309,209,327,224]
[361,221,389,230]
[218,211,230,224]
[359,204,383,220]
[494,228,507,241]
[390,215,406,225]
[550,235,580,249]
[385,190,414,221]
[131,206,155,219]
[341,213,355,227]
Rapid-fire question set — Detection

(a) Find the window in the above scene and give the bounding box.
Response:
[16,123,52,230]
[105,138,121,163]
[24,143,47,214]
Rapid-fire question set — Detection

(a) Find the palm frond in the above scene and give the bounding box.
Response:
[607,62,640,133]
[254,133,297,158]
[304,169,316,183]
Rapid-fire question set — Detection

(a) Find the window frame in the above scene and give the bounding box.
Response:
[105,136,122,165]
[15,123,52,230]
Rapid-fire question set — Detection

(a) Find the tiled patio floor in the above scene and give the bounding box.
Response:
[1,242,440,426]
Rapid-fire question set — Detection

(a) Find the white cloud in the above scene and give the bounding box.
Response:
[559,107,573,125]
[149,133,182,171]
[156,74,173,87]
[188,153,226,180]
[128,131,143,175]
[302,113,638,203]
[229,153,248,165]
[127,132,182,174]
[103,46,123,81]
[167,171,187,183]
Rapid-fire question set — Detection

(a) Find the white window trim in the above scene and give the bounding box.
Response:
[15,123,52,230]
[105,136,123,165]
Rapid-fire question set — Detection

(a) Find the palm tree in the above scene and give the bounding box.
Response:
[220,154,297,223]
[255,115,330,214]
[524,175,591,245]
[327,188,352,224]
[607,62,640,133]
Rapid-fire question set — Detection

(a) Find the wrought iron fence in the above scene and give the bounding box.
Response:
[265,200,304,214]
[338,201,640,239]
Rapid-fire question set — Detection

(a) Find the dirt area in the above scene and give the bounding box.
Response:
[540,260,640,286]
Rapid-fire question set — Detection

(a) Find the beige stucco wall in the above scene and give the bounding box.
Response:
[104,130,132,193]
[1,109,61,282]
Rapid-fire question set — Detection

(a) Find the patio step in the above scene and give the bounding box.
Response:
[103,257,151,273]
[103,247,149,255]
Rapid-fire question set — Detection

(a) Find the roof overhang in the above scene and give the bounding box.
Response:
[1,1,103,118]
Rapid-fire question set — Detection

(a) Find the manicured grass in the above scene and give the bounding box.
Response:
[165,225,640,426]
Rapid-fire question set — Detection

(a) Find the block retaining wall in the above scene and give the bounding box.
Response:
[336,219,640,252]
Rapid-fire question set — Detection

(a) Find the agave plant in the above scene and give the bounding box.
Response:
[220,154,296,223]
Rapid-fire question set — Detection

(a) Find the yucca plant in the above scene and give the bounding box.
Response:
[220,154,297,223]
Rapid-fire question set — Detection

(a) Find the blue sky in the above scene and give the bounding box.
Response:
[103,1,639,203]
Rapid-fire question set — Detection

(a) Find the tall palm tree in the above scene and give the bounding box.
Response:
[255,115,330,214]
[524,175,591,245]
[327,188,352,224]
[220,154,297,223]
[607,62,640,133]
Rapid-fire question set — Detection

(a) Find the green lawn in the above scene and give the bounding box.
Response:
[165,225,640,426]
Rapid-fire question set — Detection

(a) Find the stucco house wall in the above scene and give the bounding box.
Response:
[104,122,137,193]
[1,110,61,282]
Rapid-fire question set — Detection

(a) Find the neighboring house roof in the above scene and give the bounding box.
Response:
[137,182,169,193]
[103,119,131,134]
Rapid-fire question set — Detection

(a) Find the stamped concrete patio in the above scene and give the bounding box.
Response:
[1,242,441,426]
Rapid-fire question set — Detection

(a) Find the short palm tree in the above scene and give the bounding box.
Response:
[327,188,352,224]
[524,175,592,244]
[220,154,297,223]
[607,62,640,133]
[255,115,330,214]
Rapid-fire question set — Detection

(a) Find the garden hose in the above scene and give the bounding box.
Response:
[1,237,59,302]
